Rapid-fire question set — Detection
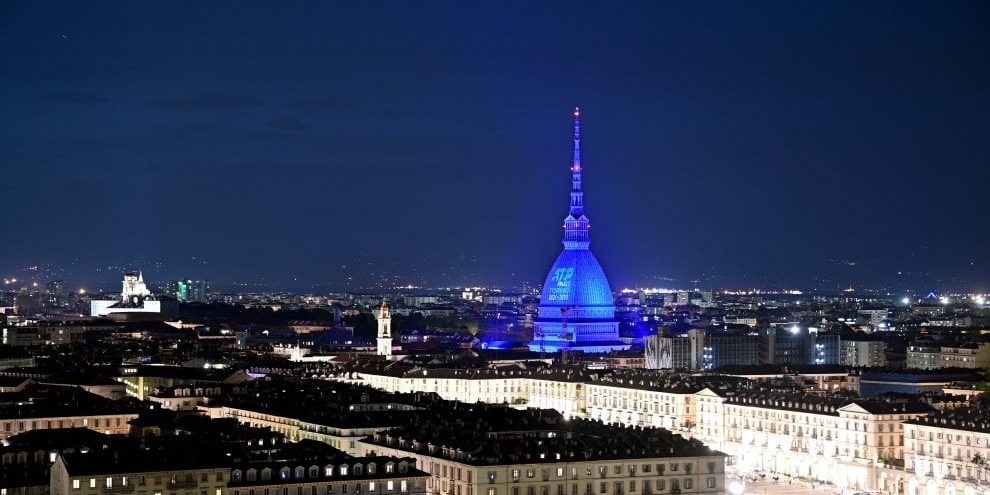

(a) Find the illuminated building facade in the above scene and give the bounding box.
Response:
[719,392,932,492]
[528,109,627,353]
[121,271,151,302]
[377,299,393,359]
[841,338,888,367]
[907,343,990,370]
[343,364,942,494]
[90,272,178,320]
[903,407,990,495]
[164,278,211,302]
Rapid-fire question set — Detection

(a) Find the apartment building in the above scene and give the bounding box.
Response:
[360,416,725,495]
[841,339,888,367]
[584,375,711,432]
[50,451,229,495]
[212,380,725,495]
[906,343,990,370]
[345,364,590,416]
[903,405,990,495]
[228,444,429,495]
[116,365,252,400]
[337,363,950,495]
[0,385,140,441]
[205,403,415,456]
[720,391,932,486]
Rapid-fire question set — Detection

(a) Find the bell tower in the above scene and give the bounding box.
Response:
[376,299,393,358]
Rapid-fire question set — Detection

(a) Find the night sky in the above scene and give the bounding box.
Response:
[2,2,989,292]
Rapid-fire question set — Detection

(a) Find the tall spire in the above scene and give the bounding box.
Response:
[572,107,581,173]
[570,107,583,217]
[563,107,590,250]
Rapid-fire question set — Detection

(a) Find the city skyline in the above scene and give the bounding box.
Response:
[3,2,989,291]
[5,6,990,495]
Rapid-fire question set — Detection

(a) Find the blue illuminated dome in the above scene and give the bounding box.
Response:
[528,108,628,354]
[538,250,614,315]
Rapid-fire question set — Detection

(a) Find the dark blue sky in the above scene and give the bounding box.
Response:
[2,1,988,292]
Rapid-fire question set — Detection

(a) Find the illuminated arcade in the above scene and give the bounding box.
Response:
[528,109,629,353]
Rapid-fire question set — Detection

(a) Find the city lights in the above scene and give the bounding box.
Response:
[0,5,984,495]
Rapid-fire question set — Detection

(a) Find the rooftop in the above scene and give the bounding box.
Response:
[366,407,721,466]
[906,406,990,433]
[0,384,144,420]
[724,389,934,416]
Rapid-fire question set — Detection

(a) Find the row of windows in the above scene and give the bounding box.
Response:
[909,428,990,447]
[71,472,224,490]
[484,477,718,495]
[487,462,715,483]
[2,416,128,433]
[232,463,408,483]
[232,480,410,495]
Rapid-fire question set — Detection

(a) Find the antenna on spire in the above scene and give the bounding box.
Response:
[563,107,590,248]
[572,107,581,171]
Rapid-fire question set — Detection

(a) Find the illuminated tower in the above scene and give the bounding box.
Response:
[528,108,627,353]
[376,299,393,358]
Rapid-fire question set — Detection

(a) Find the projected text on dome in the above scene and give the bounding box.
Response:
[547,267,574,302]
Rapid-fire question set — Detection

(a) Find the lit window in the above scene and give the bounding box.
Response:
[72,480,80,490]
